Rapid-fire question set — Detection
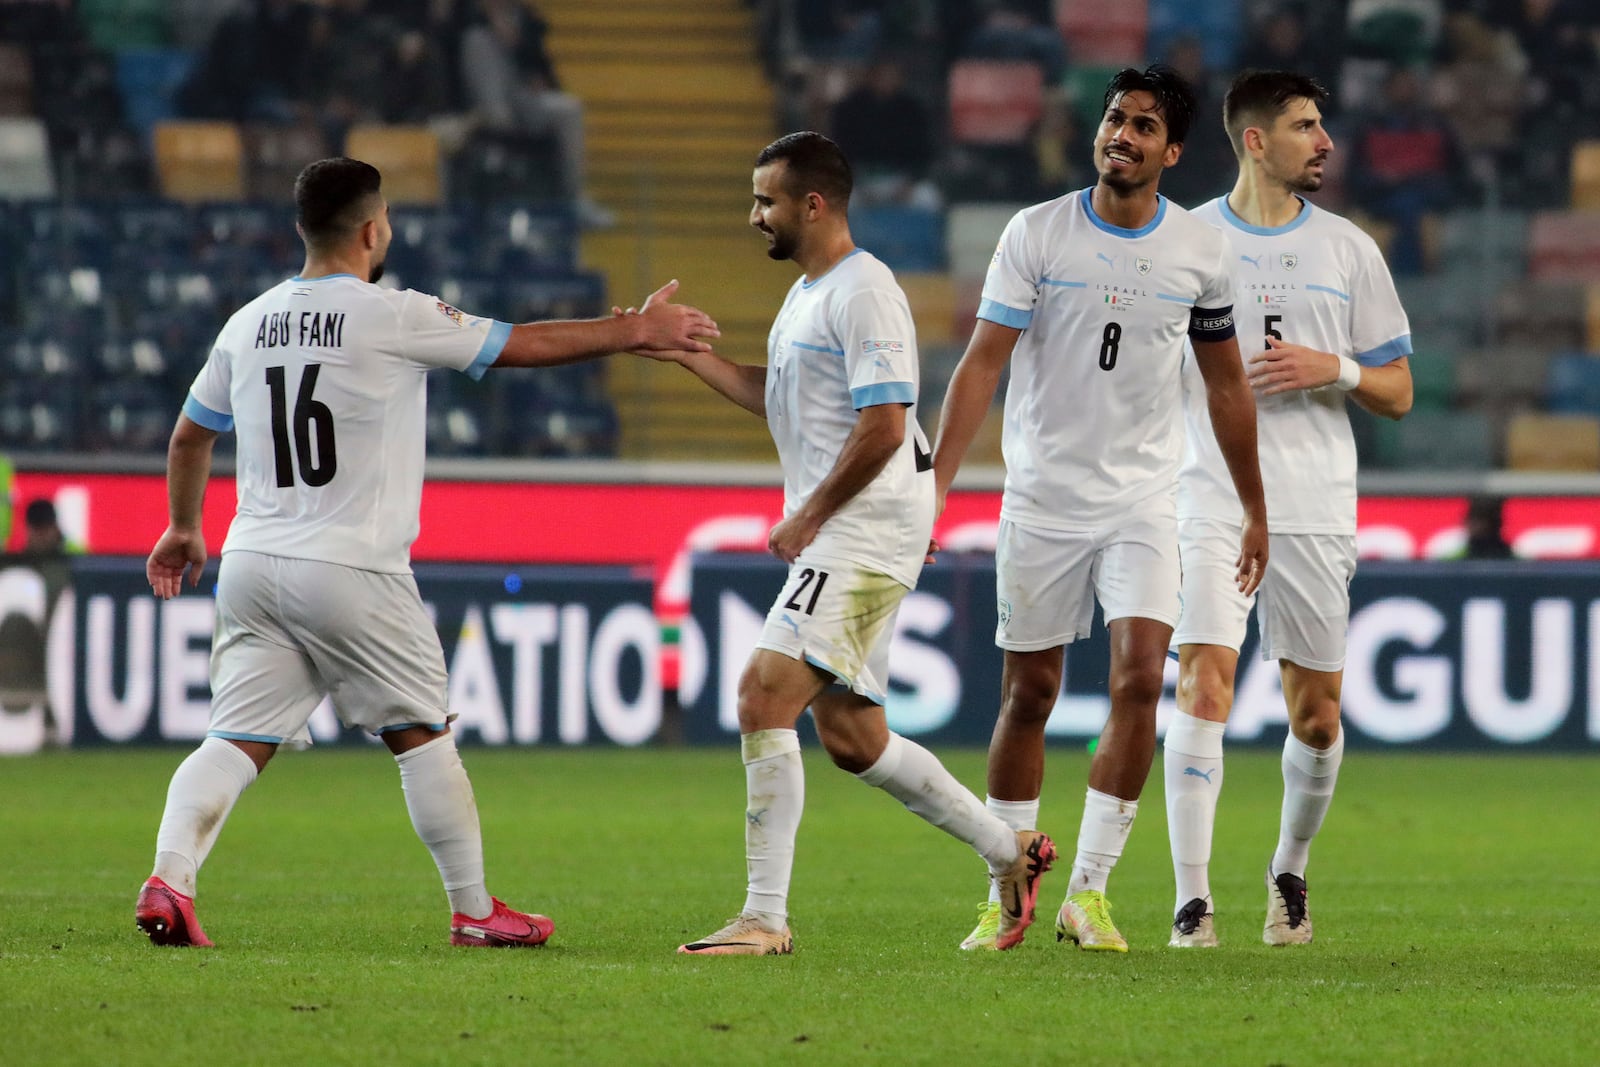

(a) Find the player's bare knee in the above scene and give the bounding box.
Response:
[1109,662,1165,711]
[999,672,1058,726]
[1177,672,1234,721]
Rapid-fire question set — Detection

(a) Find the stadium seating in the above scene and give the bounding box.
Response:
[0,44,33,117]
[344,125,442,206]
[1057,0,1148,64]
[153,120,244,201]
[1571,140,1600,211]
[0,118,55,200]
[242,124,329,203]
[850,205,945,273]
[1544,353,1600,415]
[114,48,195,142]
[1505,412,1600,471]
[948,60,1045,146]
[1146,0,1241,69]
[1371,409,1495,470]
[1528,211,1600,283]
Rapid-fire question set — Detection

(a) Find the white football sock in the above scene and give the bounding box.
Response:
[1164,711,1226,914]
[396,732,492,920]
[1068,788,1137,896]
[741,729,804,933]
[983,796,1040,904]
[152,736,259,897]
[857,733,1018,874]
[1272,729,1344,879]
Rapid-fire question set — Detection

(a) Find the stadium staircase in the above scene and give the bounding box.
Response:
[544,0,788,461]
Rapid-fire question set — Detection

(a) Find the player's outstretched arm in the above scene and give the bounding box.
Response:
[493,280,719,369]
[931,319,1020,511]
[1193,336,1269,595]
[1247,338,1413,420]
[768,402,905,563]
[147,414,218,599]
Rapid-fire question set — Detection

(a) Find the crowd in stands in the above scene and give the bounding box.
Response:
[3,0,1600,471]
[757,0,1600,473]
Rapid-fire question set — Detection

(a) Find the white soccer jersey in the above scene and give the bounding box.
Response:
[1178,196,1412,534]
[980,189,1236,531]
[183,273,510,574]
[766,249,935,588]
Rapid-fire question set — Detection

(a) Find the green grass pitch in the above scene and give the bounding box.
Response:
[2,745,1596,1065]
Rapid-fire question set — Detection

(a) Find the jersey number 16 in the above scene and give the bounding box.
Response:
[266,364,338,488]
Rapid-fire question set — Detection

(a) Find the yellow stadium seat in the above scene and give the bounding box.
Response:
[1505,412,1600,471]
[1572,140,1600,212]
[897,273,957,345]
[153,120,243,201]
[345,124,442,205]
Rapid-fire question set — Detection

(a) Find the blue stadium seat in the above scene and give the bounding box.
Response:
[1372,410,1496,470]
[1545,353,1600,415]
[1147,0,1241,69]
[0,378,82,450]
[851,206,945,273]
[484,203,579,275]
[114,48,196,142]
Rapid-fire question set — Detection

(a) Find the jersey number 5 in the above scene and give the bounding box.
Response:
[266,364,338,488]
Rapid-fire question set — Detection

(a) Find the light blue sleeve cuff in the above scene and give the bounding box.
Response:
[977,298,1032,330]
[183,394,234,432]
[851,381,916,408]
[1355,334,1412,367]
[466,320,513,380]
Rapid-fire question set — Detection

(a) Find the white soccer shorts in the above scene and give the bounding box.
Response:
[754,552,911,706]
[207,550,451,746]
[1175,519,1357,671]
[993,505,1181,652]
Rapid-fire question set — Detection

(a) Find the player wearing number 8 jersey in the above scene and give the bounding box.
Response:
[934,66,1269,952]
[650,133,1055,956]
[136,157,719,948]
[1165,71,1413,948]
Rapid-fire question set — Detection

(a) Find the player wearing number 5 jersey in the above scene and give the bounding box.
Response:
[652,133,1055,957]
[136,157,719,949]
[934,66,1269,953]
[1165,71,1413,949]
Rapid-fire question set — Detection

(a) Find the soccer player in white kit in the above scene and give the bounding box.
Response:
[1165,71,1413,947]
[135,158,720,948]
[649,133,1055,956]
[934,67,1270,953]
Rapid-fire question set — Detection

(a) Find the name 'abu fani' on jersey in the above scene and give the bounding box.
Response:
[255,309,347,349]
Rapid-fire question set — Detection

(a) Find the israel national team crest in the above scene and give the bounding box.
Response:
[1136,256,1153,276]
[1280,252,1298,271]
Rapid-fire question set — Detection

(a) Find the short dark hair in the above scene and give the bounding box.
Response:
[1223,69,1330,157]
[754,131,853,210]
[294,157,383,249]
[23,498,55,528]
[1102,64,1198,145]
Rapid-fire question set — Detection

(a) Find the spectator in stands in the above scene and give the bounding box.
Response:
[384,24,460,124]
[177,0,313,122]
[795,0,888,62]
[827,55,942,210]
[1432,12,1527,164]
[960,0,1065,84]
[1459,495,1515,558]
[298,0,399,138]
[1237,5,1341,111]
[1152,34,1233,208]
[1346,65,1465,273]
[459,0,613,228]
[21,498,77,556]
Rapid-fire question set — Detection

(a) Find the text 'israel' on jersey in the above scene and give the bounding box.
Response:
[182,274,512,573]
[765,249,935,588]
[979,188,1236,532]
[1178,195,1412,535]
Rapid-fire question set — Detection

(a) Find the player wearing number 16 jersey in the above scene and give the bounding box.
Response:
[1165,71,1413,948]
[934,66,1269,953]
[136,157,719,949]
